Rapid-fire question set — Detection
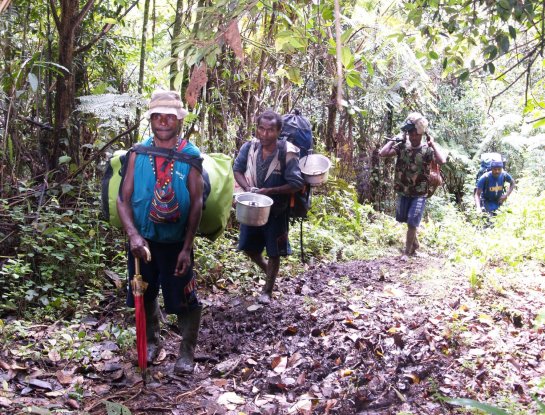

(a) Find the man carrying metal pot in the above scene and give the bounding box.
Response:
[378,112,447,260]
[233,110,305,304]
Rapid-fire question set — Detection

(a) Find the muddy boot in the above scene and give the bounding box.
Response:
[145,299,161,363]
[257,258,279,305]
[174,306,202,375]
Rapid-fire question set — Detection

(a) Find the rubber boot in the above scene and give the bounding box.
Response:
[174,306,202,375]
[257,258,279,304]
[145,298,161,363]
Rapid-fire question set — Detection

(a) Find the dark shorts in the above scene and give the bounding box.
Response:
[238,210,291,257]
[126,240,199,315]
[396,195,426,228]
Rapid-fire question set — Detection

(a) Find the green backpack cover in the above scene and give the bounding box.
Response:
[199,153,234,241]
[101,150,233,241]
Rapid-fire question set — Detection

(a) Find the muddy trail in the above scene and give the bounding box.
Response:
[2,255,545,414]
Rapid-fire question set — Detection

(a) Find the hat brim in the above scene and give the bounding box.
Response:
[400,122,416,132]
[145,106,188,120]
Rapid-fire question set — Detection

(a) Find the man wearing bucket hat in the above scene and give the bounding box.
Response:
[379,112,447,260]
[117,90,204,375]
[474,160,515,214]
[233,109,305,304]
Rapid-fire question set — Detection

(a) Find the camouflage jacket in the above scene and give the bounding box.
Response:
[393,142,435,197]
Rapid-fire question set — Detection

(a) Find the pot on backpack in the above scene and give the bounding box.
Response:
[235,193,274,226]
[299,154,331,186]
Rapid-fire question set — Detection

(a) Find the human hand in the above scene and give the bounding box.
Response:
[426,133,434,144]
[129,235,151,262]
[175,249,191,276]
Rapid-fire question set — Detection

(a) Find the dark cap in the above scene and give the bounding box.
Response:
[400,121,416,132]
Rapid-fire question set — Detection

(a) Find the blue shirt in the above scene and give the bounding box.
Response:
[476,171,513,212]
[131,136,201,243]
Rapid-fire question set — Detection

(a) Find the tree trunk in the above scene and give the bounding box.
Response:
[49,0,95,170]
[170,0,184,91]
[134,0,151,142]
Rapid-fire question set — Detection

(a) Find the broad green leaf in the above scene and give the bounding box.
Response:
[496,33,510,54]
[488,62,495,74]
[287,67,302,86]
[532,118,545,129]
[508,25,517,39]
[104,400,132,415]
[156,57,177,71]
[173,71,184,90]
[58,155,71,165]
[341,47,354,69]
[366,61,374,77]
[27,73,38,91]
[429,51,439,60]
[459,70,469,82]
[321,6,333,21]
[103,18,118,25]
[445,398,509,415]
[341,28,354,43]
[345,70,362,88]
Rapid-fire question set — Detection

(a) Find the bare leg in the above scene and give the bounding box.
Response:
[258,256,280,304]
[402,226,417,260]
[245,251,268,273]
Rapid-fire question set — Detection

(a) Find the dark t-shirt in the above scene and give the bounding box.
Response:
[393,142,435,197]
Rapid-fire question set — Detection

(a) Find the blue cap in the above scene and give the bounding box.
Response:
[490,160,503,168]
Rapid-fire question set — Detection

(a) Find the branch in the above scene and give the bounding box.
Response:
[74,0,96,28]
[527,115,545,124]
[75,0,139,55]
[490,52,539,107]
[64,122,140,182]
[48,0,61,31]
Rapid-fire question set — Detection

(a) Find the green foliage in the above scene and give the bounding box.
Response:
[104,401,132,414]
[0,191,124,319]
[292,178,403,262]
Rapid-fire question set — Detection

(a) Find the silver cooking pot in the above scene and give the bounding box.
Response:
[299,154,331,186]
[235,192,274,226]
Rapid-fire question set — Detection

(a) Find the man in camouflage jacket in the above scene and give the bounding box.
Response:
[379,113,447,259]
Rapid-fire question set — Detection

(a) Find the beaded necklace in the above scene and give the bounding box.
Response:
[149,137,183,188]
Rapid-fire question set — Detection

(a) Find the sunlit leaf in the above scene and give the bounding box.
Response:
[445,398,509,415]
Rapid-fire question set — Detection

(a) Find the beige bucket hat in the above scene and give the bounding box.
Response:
[145,90,189,119]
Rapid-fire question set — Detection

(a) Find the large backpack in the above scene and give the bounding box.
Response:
[279,110,314,219]
[280,109,313,158]
[101,144,233,241]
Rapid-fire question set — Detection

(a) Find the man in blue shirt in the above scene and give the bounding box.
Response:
[474,160,515,214]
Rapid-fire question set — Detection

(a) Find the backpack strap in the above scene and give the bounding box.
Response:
[133,143,204,174]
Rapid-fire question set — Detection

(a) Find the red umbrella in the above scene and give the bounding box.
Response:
[131,255,149,383]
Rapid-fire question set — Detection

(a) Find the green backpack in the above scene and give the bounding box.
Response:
[101,147,233,241]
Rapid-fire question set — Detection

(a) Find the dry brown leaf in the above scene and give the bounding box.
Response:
[271,355,287,373]
[212,378,228,387]
[185,62,208,109]
[284,325,298,335]
[405,373,420,384]
[223,19,244,62]
[0,397,12,408]
[55,370,73,385]
[48,350,61,363]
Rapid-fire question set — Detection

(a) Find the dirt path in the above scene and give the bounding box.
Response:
[2,255,545,414]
